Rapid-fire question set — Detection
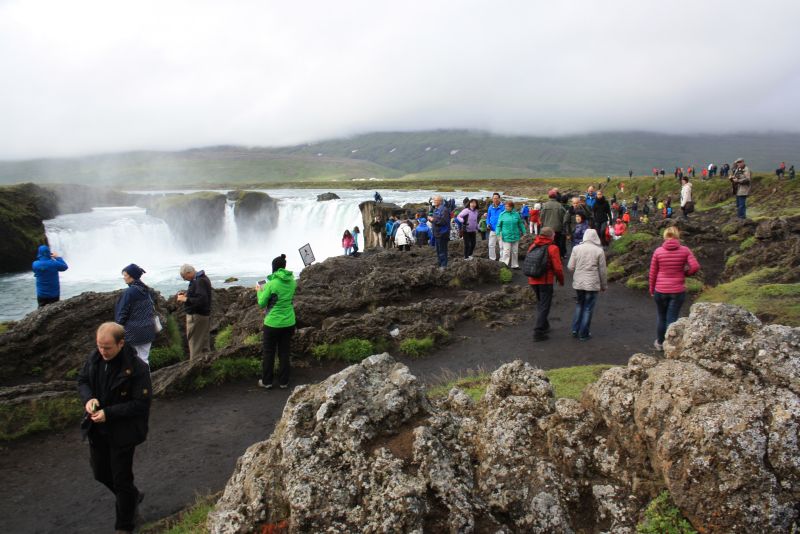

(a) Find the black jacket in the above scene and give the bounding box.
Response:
[185,270,212,316]
[77,344,152,448]
[592,198,612,226]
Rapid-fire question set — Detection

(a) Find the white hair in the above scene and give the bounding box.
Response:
[180,264,196,276]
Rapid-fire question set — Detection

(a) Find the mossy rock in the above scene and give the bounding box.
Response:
[0,183,59,273]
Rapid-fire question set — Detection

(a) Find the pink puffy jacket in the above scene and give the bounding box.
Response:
[648,238,700,295]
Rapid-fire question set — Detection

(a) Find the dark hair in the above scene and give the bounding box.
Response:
[353,226,360,232]
[469,199,478,208]
[492,192,500,198]
[343,229,352,238]
[271,254,287,273]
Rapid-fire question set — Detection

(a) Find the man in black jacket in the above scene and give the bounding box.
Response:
[591,190,613,246]
[78,322,152,534]
[176,264,212,359]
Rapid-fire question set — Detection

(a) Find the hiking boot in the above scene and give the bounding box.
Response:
[258,379,273,390]
[653,340,664,352]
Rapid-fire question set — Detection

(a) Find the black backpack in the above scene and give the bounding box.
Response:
[523,244,550,277]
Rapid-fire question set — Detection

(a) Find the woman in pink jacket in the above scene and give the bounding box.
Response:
[648,226,700,351]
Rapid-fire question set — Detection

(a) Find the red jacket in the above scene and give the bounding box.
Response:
[530,209,541,224]
[527,235,564,286]
[648,239,700,295]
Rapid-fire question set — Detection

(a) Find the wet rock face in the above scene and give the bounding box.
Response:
[147,192,227,252]
[316,192,340,201]
[358,200,414,249]
[209,303,800,533]
[0,183,58,273]
[232,191,279,241]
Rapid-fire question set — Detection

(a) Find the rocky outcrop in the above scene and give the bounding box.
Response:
[358,201,412,249]
[147,192,227,251]
[209,303,800,533]
[44,184,142,214]
[231,191,279,240]
[0,183,58,273]
[722,215,800,284]
[316,192,340,201]
[0,290,170,384]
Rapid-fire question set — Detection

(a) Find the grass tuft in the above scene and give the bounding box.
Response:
[214,325,233,350]
[243,332,262,346]
[0,396,82,441]
[499,267,513,284]
[140,494,216,534]
[398,337,435,358]
[636,491,697,534]
[193,358,261,390]
[311,338,375,363]
[610,231,655,255]
[150,315,185,370]
[738,236,756,251]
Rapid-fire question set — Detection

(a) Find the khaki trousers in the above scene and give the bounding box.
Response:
[186,314,210,359]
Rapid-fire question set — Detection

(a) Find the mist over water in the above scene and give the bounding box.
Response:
[0,188,488,321]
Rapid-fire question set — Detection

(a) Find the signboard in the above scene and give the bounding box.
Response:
[298,243,315,267]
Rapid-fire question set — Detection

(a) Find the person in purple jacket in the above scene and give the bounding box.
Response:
[457,199,480,260]
[648,226,700,351]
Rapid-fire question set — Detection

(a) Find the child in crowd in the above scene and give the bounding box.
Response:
[530,203,541,235]
[572,213,588,246]
[342,230,354,255]
[613,218,627,239]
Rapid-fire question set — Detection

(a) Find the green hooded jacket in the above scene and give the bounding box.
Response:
[257,268,297,328]
[496,209,527,243]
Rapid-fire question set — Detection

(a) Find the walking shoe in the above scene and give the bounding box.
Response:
[571,331,578,338]
[258,379,273,390]
[653,340,664,351]
[279,384,289,389]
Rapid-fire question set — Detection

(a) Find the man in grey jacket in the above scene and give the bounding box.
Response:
[566,229,607,341]
[539,189,569,258]
[730,157,751,219]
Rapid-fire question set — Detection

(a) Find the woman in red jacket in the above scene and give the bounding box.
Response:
[648,226,700,351]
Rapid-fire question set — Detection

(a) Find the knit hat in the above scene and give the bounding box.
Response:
[548,189,558,198]
[272,254,287,273]
[122,263,145,280]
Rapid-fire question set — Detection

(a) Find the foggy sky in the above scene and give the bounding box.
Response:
[1,0,798,160]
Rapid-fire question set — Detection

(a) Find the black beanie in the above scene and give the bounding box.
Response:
[122,263,146,280]
[271,254,287,273]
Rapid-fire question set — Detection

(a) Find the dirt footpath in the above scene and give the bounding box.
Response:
[0,273,670,533]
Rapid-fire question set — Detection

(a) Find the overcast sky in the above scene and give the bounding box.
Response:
[1,0,798,159]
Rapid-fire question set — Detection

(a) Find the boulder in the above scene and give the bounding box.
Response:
[147,192,227,252]
[232,191,279,239]
[0,183,58,273]
[358,201,412,249]
[316,192,340,201]
[209,303,800,533]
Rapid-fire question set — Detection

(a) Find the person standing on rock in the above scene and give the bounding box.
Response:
[257,254,297,389]
[370,216,385,248]
[648,226,700,351]
[428,195,451,269]
[497,200,527,269]
[114,264,156,365]
[32,244,68,307]
[527,227,564,342]
[457,199,480,260]
[176,264,212,359]
[342,229,355,255]
[680,177,693,220]
[352,226,361,255]
[568,228,607,341]
[77,322,151,534]
[730,157,751,219]
[486,193,505,261]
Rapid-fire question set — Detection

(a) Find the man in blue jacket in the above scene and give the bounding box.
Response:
[428,195,451,268]
[32,244,68,307]
[486,193,505,261]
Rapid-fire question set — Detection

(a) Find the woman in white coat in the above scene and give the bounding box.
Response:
[395,219,414,251]
[566,228,607,341]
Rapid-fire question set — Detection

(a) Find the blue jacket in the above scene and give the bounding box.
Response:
[487,204,505,232]
[585,192,597,209]
[32,245,68,298]
[521,205,530,218]
[431,205,451,237]
[115,281,156,345]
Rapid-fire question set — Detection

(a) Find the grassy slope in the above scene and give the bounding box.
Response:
[1,130,798,186]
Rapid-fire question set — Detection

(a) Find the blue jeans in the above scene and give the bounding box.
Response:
[736,195,747,219]
[654,291,686,344]
[571,290,598,339]
[435,234,449,267]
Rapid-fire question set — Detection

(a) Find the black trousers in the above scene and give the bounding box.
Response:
[90,433,138,532]
[555,232,567,257]
[463,231,477,258]
[262,325,295,386]
[37,296,59,307]
[532,284,554,338]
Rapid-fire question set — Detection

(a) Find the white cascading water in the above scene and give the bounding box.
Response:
[0,188,490,321]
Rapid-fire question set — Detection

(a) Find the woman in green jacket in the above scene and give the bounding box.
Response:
[256,254,297,389]
[496,200,527,269]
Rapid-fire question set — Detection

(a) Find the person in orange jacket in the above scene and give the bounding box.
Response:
[527,227,564,341]
[613,218,627,238]
[622,211,631,224]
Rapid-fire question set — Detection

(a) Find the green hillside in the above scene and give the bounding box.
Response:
[0,130,796,186]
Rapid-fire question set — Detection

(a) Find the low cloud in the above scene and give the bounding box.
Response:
[1,0,798,159]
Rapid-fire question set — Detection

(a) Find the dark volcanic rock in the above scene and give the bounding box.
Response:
[0,183,58,273]
[232,191,279,240]
[0,290,169,384]
[359,201,415,249]
[147,192,227,252]
[316,192,340,201]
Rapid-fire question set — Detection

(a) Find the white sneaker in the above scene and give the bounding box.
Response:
[258,379,273,390]
[653,340,663,352]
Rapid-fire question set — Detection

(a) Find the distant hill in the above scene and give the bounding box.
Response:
[0,130,797,186]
